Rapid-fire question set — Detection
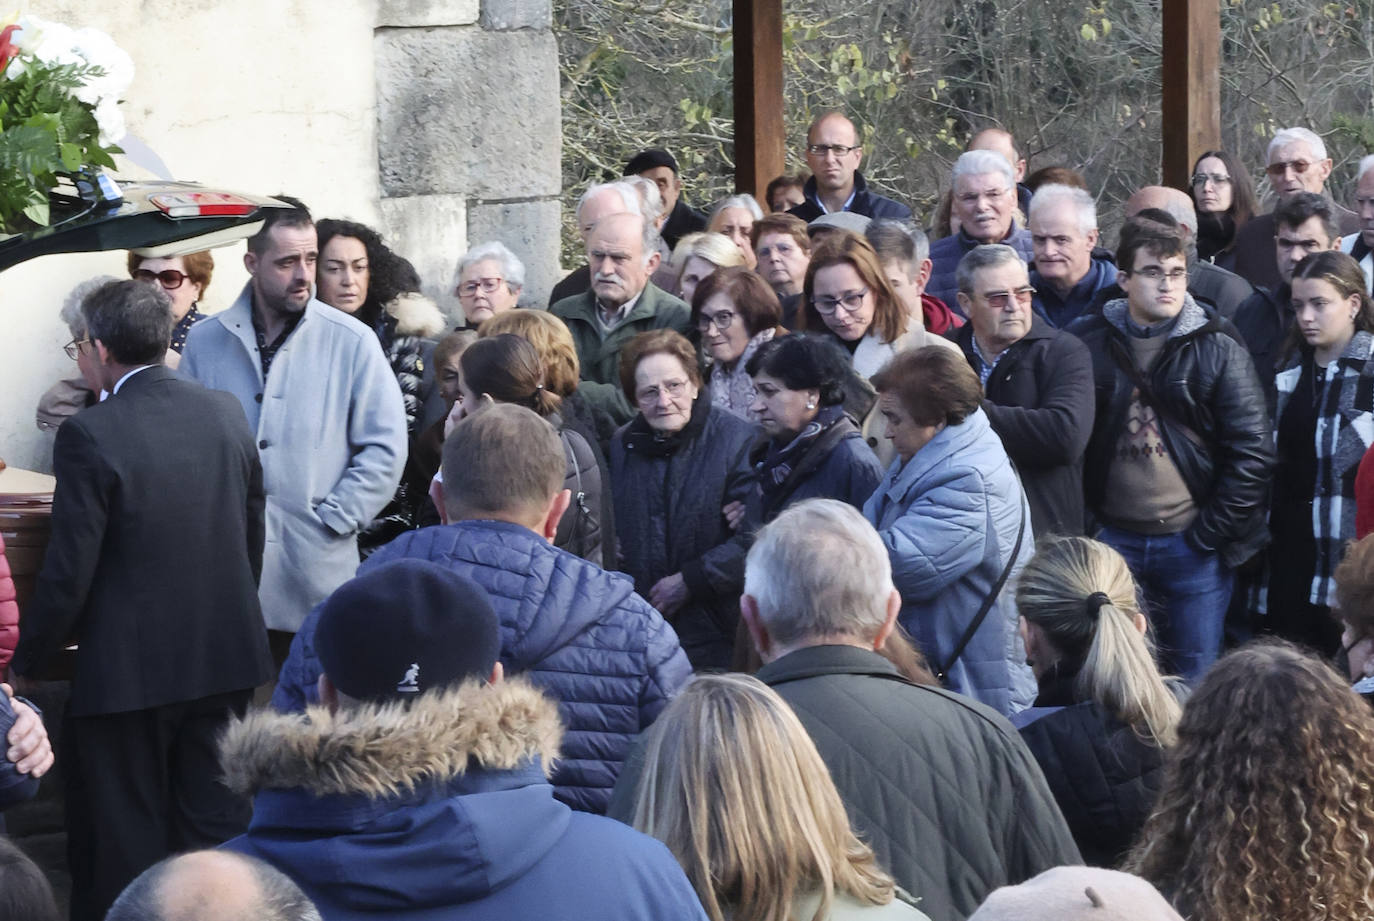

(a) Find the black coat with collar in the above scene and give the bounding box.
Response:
[1014,663,1183,868]
[12,366,272,715]
[956,317,1095,535]
[786,171,914,223]
[753,645,1080,921]
[1070,297,1274,567]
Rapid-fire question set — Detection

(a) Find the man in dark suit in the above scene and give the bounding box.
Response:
[10,279,273,921]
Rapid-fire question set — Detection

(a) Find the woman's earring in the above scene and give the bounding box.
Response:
[806,401,816,410]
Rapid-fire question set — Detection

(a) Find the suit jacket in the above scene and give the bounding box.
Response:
[11,366,273,715]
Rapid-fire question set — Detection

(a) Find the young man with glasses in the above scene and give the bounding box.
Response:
[953,244,1095,537]
[1069,216,1273,683]
[787,112,912,223]
[1232,127,1360,291]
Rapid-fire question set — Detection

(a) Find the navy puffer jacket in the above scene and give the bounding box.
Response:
[271,519,692,814]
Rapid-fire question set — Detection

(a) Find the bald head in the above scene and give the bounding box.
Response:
[107,851,320,921]
[805,113,863,200]
[1126,186,1197,237]
[969,128,1026,183]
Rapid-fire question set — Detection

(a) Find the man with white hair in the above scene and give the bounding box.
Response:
[1339,153,1374,293]
[927,149,1033,309]
[1232,127,1360,290]
[551,208,690,429]
[968,127,1032,215]
[1026,184,1115,328]
[546,179,668,305]
[729,499,1078,921]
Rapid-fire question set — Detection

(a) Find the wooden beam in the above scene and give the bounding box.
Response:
[1161,0,1220,189]
[733,0,785,199]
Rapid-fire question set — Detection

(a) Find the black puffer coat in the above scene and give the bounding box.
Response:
[610,396,758,669]
[1014,664,1185,868]
[1070,296,1274,567]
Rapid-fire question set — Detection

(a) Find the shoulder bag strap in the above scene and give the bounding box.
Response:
[935,505,1027,685]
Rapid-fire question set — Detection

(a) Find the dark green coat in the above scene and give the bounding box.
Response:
[551,283,692,434]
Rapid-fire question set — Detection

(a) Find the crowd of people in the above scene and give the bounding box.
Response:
[3,110,1374,920]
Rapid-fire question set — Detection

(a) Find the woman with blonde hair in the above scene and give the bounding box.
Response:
[669,231,746,306]
[632,673,928,921]
[1126,640,1374,921]
[1013,535,1183,866]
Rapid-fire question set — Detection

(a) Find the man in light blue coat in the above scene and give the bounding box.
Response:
[864,346,1036,716]
[181,200,407,659]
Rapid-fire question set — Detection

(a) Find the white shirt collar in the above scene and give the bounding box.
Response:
[112,365,157,395]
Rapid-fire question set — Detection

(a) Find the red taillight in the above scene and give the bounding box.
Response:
[149,192,258,218]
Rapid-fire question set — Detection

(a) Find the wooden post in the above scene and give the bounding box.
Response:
[1161,0,1220,190]
[733,0,785,199]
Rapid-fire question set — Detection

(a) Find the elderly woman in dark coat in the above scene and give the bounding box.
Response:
[610,330,758,669]
[738,334,884,527]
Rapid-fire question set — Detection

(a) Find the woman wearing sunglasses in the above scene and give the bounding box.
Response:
[126,250,214,360]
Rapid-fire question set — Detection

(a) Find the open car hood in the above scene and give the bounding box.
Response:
[0,177,293,272]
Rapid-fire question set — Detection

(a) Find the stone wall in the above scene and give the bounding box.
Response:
[0,0,562,473]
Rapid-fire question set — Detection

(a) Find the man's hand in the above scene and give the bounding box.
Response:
[649,573,689,618]
[2,683,53,778]
[722,500,747,532]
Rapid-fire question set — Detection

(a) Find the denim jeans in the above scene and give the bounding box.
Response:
[1096,526,1234,684]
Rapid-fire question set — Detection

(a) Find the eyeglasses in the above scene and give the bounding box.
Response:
[1127,267,1188,284]
[635,379,691,404]
[63,338,91,360]
[806,144,860,158]
[1266,159,1314,177]
[458,277,505,298]
[1190,172,1231,187]
[696,310,738,332]
[812,289,869,316]
[132,268,188,290]
[978,286,1036,308]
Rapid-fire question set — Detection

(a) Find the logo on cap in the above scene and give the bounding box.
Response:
[397,663,421,694]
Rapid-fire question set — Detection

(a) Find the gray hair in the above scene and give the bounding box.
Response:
[576,181,643,224]
[1358,154,1374,184]
[60,275,121,338]
[106,851,322,921]
[866,219,929,273]
[456,240,526,292]
[744,499,893,647]
[624,175,664,223]
[1028,183,1098,236]
[1151,193,1198,236]
[1268,126,1327,163]
[955,243,1027,295]
[951,149,1015,187]
[710,193,765,224]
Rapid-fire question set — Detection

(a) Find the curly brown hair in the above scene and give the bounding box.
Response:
[1125,640,1374,921]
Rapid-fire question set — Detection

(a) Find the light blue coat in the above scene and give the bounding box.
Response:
[863,408,1036,715]
[181,285,407,632]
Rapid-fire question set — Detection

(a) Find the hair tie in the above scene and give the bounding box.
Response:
[1085,592,1112,620]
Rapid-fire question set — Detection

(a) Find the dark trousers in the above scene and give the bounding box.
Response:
[63,689,254,921]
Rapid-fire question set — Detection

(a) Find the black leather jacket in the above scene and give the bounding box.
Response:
[1071,296,1274,567]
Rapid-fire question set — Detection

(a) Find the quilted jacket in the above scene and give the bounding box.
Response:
[754,646,1079,921]
[271,519,692,814]
[0,532,18,674]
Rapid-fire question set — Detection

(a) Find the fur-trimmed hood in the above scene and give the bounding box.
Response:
[221,677,562,799]
[384,291,448,339]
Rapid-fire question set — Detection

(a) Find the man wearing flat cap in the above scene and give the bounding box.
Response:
[625,148,706,249]
[222,560,707,921]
